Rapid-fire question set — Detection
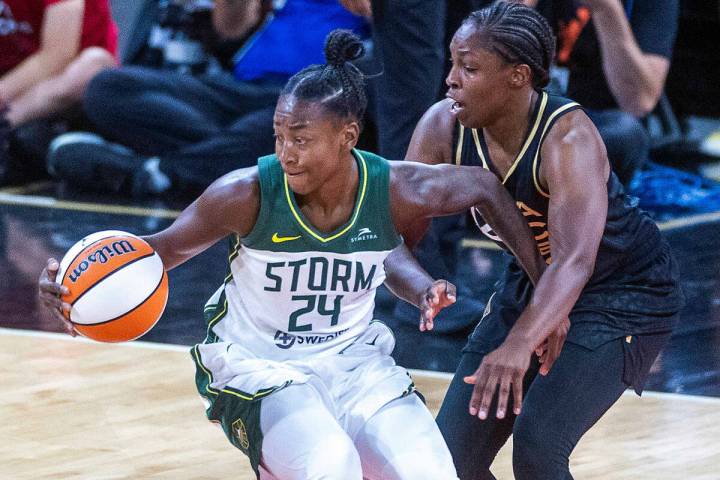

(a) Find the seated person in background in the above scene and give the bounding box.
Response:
[48,0,369,197]
[527,0,679,185]
[0,0,117,184]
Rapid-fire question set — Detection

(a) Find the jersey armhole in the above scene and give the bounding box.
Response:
[241,156,274,245]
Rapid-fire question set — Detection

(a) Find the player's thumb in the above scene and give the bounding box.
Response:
[47,258,60,275]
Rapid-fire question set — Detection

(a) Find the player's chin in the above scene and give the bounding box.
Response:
[456,109,484,129]
[286,174,313,195]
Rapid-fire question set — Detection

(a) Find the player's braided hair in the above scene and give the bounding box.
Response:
[465,1,556,89]
[281,29,367,123]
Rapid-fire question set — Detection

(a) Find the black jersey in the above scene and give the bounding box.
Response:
[455,91,683,340]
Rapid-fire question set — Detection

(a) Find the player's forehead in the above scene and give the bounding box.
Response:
[450,23,483,57]
[273,95,333,131]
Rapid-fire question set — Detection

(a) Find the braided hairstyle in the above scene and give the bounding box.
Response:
[464,1,556,89]
[281,29,367,124]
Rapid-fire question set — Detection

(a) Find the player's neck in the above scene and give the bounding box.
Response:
[483,89,538,160]
[297,152,359,228]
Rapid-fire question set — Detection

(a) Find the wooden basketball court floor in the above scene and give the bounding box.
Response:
[2,182,720,478]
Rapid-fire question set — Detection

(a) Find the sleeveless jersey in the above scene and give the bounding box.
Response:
[455,91,683,332]
[459,91,662,286]
[200,149,402,361]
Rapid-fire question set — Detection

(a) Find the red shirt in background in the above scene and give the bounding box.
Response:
[0,0,118,75]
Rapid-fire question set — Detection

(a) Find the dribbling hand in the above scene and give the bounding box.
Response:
[418,279,457,332]
[37,258,76,336]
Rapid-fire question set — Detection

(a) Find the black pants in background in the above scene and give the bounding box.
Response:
[83,67,280,191]
[369,0,446,159]
[587,108,651,186]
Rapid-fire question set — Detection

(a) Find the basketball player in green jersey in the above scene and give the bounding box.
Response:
[404,3,684,479]
[38,30,547,480]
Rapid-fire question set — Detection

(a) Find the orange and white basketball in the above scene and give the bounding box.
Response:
[56,230,168,342]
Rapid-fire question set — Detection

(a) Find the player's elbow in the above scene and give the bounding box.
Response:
[556,253,596,285]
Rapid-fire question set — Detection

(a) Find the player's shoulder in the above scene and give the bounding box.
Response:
[543,108,601,150]
[200,166,261,212]
[407,99,457,165]
[418,99,456,140]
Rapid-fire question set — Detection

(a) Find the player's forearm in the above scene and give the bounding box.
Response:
[383,243,434,308]
[472,178,545,285]
[503,258,593,352]
[590,1,663,116]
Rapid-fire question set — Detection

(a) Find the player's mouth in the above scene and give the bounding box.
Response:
[446,94,465,114]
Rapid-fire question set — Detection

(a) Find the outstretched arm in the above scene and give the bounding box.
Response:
[390,161,545,285]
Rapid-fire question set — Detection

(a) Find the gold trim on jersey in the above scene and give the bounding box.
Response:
[455,125,465,166]
[471,129,490,170]
[501,91,548,184]
[532,102,581,198]
[283,149,368,243]
[465,91,548,183]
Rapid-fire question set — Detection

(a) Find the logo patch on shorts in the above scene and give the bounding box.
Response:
[232,418,250,449]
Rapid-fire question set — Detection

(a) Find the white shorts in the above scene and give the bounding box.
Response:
[191,321,421,475]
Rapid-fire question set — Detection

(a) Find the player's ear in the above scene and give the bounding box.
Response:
[509,63,532,88]
[341,121,360,150]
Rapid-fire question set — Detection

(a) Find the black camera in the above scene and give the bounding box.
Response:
[146,0,216,74]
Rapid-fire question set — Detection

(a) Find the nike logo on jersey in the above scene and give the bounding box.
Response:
[272,232,301,243]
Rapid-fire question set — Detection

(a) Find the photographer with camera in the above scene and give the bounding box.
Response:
[48,0,369,197]
[0,0,117,185]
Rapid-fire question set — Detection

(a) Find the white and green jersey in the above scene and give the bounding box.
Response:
[200,149,402,361]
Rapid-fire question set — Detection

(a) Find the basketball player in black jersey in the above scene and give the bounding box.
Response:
[404,3,684,479]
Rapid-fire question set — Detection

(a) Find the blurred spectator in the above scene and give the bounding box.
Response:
[0,0,117,184]
[529,0,680,185]
[341,0,446,160]
[48,0,368,197]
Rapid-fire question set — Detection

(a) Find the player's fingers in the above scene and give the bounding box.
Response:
[46,258,60,281]
[512,372,524,415]
[496,373,512,419]
[540,333,562,376]
[445,280,457,300]
[465,365,489,416]
[477,373,498,420]
[39,293,65,311]
[39,279,68,297]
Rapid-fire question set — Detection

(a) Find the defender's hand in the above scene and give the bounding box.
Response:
[418,279,456,332]
[464,341,532,420]
[536,317,570,376]
[38,258,76,336]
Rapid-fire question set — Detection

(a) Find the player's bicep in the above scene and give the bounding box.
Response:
[542,115,608,268]
[145,170,260,269]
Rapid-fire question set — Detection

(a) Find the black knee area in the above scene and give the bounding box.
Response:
[83,68,150,123]
[512,414,569,480]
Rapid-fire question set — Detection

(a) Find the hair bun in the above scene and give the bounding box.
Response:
[324,29,364,68]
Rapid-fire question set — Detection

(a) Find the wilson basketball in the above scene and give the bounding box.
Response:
[56,230,168,342]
